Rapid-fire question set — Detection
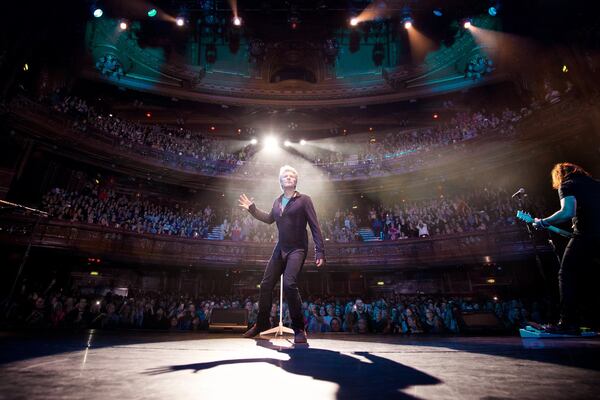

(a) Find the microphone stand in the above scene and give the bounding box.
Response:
[513,191,563,321]
[259,275,295,338]
[513,192,547,281]
[1,200,48,317]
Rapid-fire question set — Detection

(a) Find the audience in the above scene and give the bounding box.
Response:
[42,181,547,244]
[41,175,547,243]
[42,182,212,238]
[13,91,530,180]
[319,188,547,242]
[2,283,543,334]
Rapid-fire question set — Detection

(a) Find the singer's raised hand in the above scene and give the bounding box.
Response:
[239,193,254,210]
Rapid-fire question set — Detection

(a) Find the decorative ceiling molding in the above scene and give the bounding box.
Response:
[84,16,504,106]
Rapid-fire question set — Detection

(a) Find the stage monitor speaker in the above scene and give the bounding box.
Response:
[209,309,248,332]
[460,312,504,333]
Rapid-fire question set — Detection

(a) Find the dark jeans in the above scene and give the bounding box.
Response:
[559,235,600,327]
[256,248,306,332]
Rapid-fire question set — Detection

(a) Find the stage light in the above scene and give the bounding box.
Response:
[299,139,306,146]
[377,281,385,286]
[562,65,569,73]
[233,16,242,26]
[487,278,496,284]
[463,19,472,29]
[93,8,103,18]
[148,8,157,17]
[488,7,497,16]
[176,17,185,26]
[119,21,128,30]
[402,17,413,29]
[90,271,99,276]
[263,136,279,151]
[288,13,300,30]
[250,138,258,145]
[433,113,439,119]
[283,140,292,147]
[433,8,443,17]
[146,112,152,118]
[350,17,358,26]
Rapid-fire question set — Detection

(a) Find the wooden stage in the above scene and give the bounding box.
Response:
[0,331,599,399]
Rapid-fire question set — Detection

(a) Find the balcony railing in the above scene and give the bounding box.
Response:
[0,215,548,270]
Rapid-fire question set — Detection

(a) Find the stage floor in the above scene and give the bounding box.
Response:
[0,331,599,400]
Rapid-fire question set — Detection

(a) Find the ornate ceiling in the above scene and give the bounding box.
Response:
[83,4,506,107]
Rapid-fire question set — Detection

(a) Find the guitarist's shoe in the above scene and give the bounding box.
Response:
[543,320,580,335]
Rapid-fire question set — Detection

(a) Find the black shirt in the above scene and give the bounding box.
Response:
[559,174,600,236]
[249,192,325,260]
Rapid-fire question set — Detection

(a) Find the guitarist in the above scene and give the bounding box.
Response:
[533,162,600,333]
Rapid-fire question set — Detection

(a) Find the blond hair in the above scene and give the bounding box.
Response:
[279,165,298,189]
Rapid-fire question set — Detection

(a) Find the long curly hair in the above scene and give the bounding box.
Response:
[551,162,590,189]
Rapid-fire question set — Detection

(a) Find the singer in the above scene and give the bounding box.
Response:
[239,165,325,344]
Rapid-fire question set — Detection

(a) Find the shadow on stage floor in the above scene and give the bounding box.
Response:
[146,340,440,399]
[1,330,599,373]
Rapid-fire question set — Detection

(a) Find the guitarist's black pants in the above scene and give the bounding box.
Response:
[559,235,600,328]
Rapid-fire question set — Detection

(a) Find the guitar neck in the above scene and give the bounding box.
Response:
[546,224,573,238]
[515,210,574,239]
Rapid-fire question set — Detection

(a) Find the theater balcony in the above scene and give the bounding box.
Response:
[0,215,550,271]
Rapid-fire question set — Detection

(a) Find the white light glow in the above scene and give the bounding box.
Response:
[263,136,279,152]
[300,139,307,146]
[176,17,185,26]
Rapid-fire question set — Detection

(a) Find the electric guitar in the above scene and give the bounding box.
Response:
[516,210,574,238]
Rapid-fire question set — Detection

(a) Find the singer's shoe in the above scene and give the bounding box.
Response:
[294,329,308,344]
[243,324,263,338]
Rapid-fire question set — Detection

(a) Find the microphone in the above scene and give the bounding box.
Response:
[511,188,525,198]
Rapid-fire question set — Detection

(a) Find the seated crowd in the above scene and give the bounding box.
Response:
[49,93,255,171]
[42,183,214,238]
[3,283,544,334]
[41,177,546,243]
[322,188,548,242]
[312,107,524,179]
[16,90,530,180]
